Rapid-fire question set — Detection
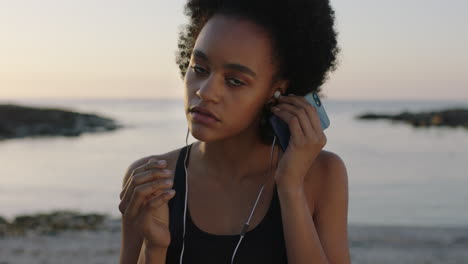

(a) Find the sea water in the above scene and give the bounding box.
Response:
[1,98,467,227]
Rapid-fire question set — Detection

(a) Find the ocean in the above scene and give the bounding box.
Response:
[1,98,467,228]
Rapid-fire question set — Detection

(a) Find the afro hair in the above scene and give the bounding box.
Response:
[175,0,340,144]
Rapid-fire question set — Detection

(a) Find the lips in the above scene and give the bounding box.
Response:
[190,106,220,121]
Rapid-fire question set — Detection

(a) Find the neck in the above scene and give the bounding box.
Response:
[191,123,282,186]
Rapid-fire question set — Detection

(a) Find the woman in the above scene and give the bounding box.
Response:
[119,0,350,263]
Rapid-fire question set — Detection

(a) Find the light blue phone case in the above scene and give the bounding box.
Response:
[304,92,330,130]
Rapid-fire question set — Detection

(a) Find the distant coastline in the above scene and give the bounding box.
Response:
[357,108,468,129]
[2,210,468,236]
[0,104,123,141]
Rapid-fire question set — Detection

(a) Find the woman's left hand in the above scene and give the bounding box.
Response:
[270,94,327,192]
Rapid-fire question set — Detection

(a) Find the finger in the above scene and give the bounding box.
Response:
[271,106,304,140]
[124,158,167,187]
[121,178,174,217]
[120,170,173,216]
[293,99,324,135]
[120,177,167,214]
[279,95,323,135]
[281,96,327,146]
[122,158,167,195]
[271,105,294,123]
[288,116,305,140]
[120,168,172,200]
[146,190,176,211]
[122,178,174,217]
[276,103,314,137]
[120,166,172,200]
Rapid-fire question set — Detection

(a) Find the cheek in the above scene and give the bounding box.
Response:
[228,98,264,124]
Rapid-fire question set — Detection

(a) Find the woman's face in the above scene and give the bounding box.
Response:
[184,14,284,142]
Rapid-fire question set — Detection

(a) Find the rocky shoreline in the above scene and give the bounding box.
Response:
[1,211,468,264]
[0,210,111,237]
[0,104,123,141]
[357,108,468,129]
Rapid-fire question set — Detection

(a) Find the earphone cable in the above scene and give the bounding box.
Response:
[231,135,277,264]
[178,128,190,264]
[180,129,278,264]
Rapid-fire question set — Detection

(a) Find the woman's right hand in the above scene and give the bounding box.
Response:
[119,158,175,249]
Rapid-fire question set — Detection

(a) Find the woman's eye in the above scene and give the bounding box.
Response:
[190,65,245,87]
[191,65,207,74]
[226,78,246,87]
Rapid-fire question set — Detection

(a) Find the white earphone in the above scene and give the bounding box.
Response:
[274,90,281,99]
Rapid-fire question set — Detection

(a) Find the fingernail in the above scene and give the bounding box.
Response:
[158,160,166,165]
[163,169,171,174]
[165,179,173,185]
[272,107,280,111]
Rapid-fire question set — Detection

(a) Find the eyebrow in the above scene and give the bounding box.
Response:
[193,49,257,79]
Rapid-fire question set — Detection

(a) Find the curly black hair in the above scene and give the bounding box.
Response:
[176,0,340,144]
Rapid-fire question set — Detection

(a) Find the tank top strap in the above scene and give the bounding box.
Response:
[166,143,193,264]
[174,143,192,193]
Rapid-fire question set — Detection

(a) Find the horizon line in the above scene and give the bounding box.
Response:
[1,96,468,103]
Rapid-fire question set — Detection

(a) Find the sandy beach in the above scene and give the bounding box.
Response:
[1,217,467,264]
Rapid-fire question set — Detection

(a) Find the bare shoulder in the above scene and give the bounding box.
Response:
[304,150,348,216]
[121,146,187,187]
[305,150,351,262]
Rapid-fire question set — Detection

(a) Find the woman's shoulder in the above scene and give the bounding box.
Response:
[313,150,347,176]
[304,150,348,215]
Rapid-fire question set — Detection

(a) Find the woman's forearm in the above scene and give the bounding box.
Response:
[144,245,168,264]
[120,230,144,264]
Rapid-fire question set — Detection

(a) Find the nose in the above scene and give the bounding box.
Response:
[196,74,220,103]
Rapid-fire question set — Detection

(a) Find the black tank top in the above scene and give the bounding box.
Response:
[166,143,288,263]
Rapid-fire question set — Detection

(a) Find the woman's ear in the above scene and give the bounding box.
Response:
[275,79,289,95]
[279,80,289,94]
[267,80,289,104]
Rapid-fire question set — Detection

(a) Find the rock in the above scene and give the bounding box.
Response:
[431,114,443,126]
[0,104,124,141]
[356,108,468,130]
[0,215,11,237]
[3,210,109,236]
[452,236,468,245]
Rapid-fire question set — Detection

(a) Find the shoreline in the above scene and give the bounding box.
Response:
[2,210,468,236]
[1,211,467,263]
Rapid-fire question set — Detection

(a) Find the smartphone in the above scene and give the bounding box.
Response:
[268,91,330,152]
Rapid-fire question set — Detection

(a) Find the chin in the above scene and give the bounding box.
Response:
[189,122,247,144]
[188,122,220,142]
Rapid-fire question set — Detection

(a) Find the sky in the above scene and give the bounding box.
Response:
[0,0,467,101]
